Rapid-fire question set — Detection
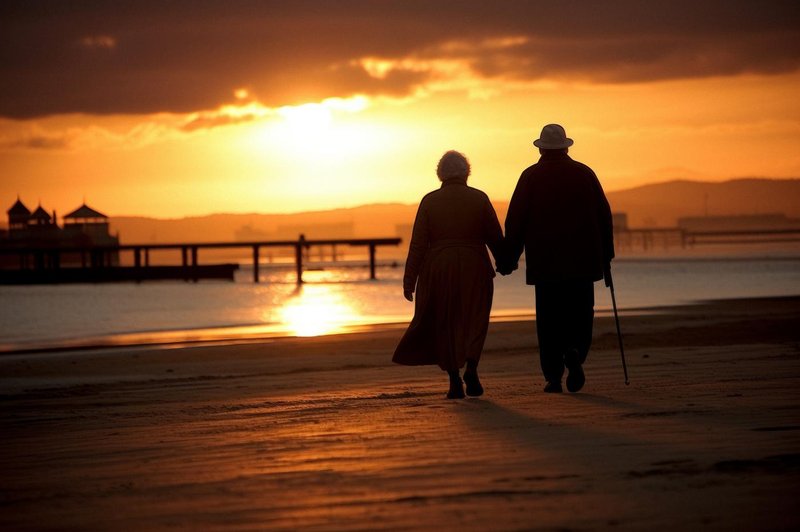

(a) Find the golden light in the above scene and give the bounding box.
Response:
[276,96,369,137]
[259,96,384,165]
[278,103,333,136]
[278,284,362,337]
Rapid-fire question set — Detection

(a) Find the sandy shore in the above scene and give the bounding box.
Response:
[1,296,799,530]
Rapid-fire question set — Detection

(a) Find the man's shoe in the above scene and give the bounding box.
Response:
[463,370,484,397]
[565,348,585,393]
[544,381,563,393]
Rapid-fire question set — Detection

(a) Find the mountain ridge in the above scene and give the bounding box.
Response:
[96,177,800,243]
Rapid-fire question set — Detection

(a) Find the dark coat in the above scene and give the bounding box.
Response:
[504,151,614,285]
[393,179,503,370]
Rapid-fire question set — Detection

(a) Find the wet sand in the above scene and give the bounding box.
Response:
[1,296,799,530]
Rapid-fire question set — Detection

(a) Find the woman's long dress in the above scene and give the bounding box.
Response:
[393,179,503,371]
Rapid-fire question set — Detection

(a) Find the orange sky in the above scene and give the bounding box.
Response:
[1,1,799,218]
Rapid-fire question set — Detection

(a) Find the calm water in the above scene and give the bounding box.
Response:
[1,252,799,352]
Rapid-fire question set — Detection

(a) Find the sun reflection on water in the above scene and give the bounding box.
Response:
[278,284,362,337]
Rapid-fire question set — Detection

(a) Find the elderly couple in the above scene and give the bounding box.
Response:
[393,124,615,398]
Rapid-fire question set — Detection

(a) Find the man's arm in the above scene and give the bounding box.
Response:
[592,172,615,285]
[501,173,528,273]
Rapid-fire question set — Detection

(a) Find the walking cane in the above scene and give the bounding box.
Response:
[605,265,630,385]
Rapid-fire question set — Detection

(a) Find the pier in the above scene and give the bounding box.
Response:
[0,235,402,285]
[614,227,800,251]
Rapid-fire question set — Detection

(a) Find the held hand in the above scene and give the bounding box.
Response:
[496,262,518,276]
[603,262,613,288]
[403,289,414,302]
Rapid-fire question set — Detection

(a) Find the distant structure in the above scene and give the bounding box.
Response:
[236,221,357,261]
[2,198,120,265]
[612,212,629,232]
[677,213,800,233]
[275,222,355,240]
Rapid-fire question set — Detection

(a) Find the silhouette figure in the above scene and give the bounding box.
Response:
[393,151,504,399]
[501,124,614,393]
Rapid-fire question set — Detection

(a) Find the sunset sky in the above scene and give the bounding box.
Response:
[1,1,799,218]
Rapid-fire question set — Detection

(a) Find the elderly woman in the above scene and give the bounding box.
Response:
[393,150,505,399]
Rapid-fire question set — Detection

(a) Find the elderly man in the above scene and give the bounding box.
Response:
[501,124,614,393]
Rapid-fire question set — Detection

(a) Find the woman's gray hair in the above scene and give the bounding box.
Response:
[436,150,470,181]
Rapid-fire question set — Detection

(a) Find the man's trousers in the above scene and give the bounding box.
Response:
[534,280,595,383]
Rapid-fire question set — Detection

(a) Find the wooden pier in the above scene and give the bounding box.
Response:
[615,227,800,251]
[0,235,402,285]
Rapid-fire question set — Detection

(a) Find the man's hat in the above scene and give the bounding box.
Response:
[533,124,574,149]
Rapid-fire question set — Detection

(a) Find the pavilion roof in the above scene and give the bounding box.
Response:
[7,198,30,216]
[64,203,108,220]
[30,205,52,221]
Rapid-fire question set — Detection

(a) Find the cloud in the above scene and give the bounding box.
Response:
[0,121,185,152]
[180,104,270,132]
[0,131,74,150]
[0,0,798,119]
[78,35,117,50]
[181,113,257,132]
[0,95,375,152]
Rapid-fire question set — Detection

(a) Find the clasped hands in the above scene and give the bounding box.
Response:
[495,261,518,276]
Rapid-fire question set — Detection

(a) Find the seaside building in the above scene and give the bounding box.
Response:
[1,198,120,267]
[7,198,32,233]
[62,203,120,247]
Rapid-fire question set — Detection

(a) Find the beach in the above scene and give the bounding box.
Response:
[1,296,799,531]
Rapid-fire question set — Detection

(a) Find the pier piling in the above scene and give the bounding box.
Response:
[253,245,260,283]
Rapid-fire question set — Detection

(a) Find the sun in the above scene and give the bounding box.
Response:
[278,103,333,137]
[267,97,380,160]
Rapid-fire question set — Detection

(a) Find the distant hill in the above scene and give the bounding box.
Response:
[110,203,420,244]
[605,178,800,227]
[105,178,800,246]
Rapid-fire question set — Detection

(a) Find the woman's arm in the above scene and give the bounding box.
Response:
[403,199,430,300]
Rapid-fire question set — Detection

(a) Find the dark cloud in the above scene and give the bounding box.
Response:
[1,0,798,119]
[0,131,73,150]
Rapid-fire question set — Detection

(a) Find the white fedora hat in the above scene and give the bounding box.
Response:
[533,124,574,149]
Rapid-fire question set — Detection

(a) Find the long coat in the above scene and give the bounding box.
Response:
[504,151,614,285]
[393,179,503,370]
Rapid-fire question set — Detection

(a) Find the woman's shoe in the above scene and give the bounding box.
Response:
[463,370,484,397]
[447,380,465,399]
[447,371,465,399]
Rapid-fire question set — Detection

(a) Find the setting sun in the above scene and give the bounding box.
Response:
[278,102,333,135]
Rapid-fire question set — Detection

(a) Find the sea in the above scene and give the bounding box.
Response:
[1,243,799,353]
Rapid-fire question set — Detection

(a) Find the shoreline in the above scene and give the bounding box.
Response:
[3,294,795,357]
[1,294,799,529]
